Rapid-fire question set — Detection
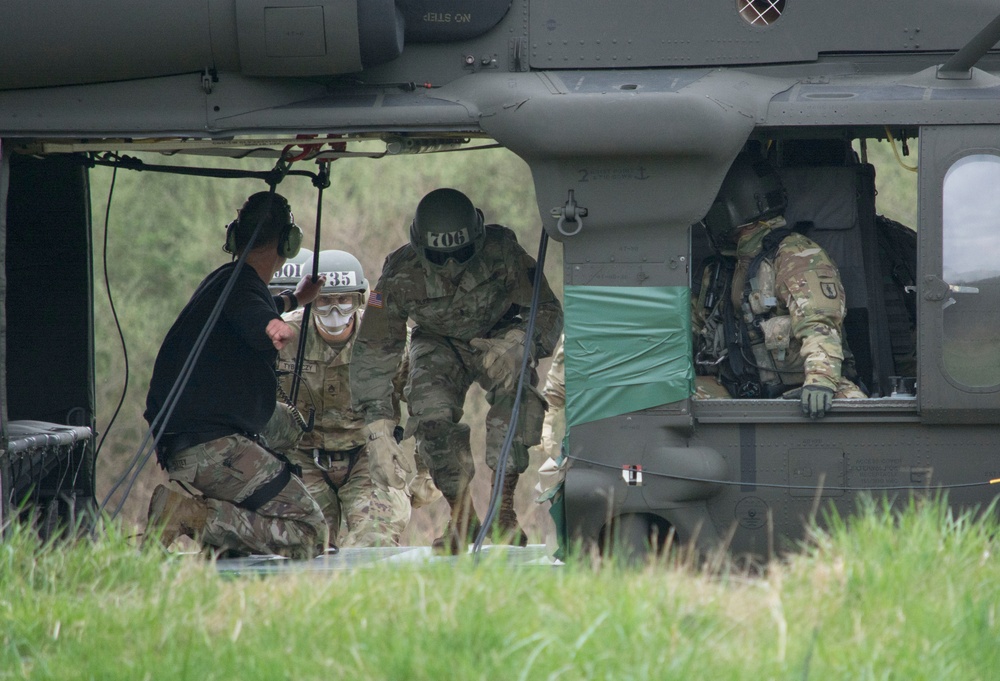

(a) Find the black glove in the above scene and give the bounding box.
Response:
[801,385,835,418]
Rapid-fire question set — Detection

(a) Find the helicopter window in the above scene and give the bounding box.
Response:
[738,0,785,26]
[941,154,1000,388]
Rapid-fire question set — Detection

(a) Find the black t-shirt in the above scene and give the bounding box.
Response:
[145,261,283,439]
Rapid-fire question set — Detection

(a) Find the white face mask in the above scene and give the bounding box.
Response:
[315,308,353,336]
[312,292,361,336]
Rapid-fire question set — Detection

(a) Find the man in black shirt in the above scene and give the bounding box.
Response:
[145,191,328,558]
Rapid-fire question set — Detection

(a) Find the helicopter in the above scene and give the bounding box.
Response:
[3,0,1000,558]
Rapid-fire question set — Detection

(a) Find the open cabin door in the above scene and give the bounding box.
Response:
[1,150,97,534]
[918,126,1000,423]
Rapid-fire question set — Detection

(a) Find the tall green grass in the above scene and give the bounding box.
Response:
[3,496,997,680]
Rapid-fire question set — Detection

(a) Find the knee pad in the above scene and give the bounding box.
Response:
[418,417,458,440]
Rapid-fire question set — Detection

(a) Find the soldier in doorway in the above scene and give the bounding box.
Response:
[145,191,327,558]
[350,188,563,553]
[271,248,440,548]
[693,151,866,416]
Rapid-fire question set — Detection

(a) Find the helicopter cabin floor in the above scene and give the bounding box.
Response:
[211,544,559,575]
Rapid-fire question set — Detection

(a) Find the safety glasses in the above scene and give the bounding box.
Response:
[314,292,363,315]
[424,243,476,266]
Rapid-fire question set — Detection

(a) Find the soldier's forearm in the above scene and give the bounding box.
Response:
[359,402,397,424]
[530,305,564,358]
[350,370,398,423]
[350,342,407,423]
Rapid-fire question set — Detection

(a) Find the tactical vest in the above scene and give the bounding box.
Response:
[699,227,801,399]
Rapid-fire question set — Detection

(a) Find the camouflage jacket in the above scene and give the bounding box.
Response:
[539,334,566,460]
[351,224,563,421]
[729,219,848,392]
[542,335,566,411]
[277,309,408,450]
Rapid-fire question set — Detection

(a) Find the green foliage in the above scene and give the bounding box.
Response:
[860,138,919,227]
[2,498,998,679]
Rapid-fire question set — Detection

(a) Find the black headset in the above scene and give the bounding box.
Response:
[224,192,303,258]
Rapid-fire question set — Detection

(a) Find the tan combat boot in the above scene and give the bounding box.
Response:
[145,484,210,549]
[494,473,527,546]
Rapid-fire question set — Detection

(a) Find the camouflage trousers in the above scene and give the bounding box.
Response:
[284,443,410,548]
[165,434,328,558]
[404,330,546,500]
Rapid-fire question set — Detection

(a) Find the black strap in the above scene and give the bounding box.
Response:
[725,227,797,398]
[251,433,303,478]
[702,231,797,399]
[319,468,340,493]
[240,465,292,512]
[317,445,363,493]
[745,227,794,285]
[699,255,758,398]
[238,432,304,511]
[739,229,791,350]
[721,291,763,399]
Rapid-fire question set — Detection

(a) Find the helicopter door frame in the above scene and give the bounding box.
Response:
[917,125,1000,423]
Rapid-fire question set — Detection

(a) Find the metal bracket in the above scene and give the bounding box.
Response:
[550,190,588,236]
[313,160,332,190]
[922,275,949,302]
[509,37,529,72]
[201,68,217,95]
[622,464,643,486]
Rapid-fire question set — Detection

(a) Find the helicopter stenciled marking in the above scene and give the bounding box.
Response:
[852,458,904,486]
[577,167,651,183]
[422,12,473,24]
[735,497,769,530]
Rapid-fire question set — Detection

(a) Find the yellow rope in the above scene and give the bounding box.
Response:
[884,126,918,172]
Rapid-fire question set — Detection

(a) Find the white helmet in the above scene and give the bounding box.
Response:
[315,249,369,297]
[312,249,369,336]
[269,248,314,293]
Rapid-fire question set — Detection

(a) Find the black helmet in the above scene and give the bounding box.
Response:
[703,152,787,248]
[409,188,485,268]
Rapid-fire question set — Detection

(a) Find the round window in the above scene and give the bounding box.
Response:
[738,0,785,26]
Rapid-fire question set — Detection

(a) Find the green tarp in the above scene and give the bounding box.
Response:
[563,285,693,427]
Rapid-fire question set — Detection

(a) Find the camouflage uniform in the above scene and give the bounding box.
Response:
[539,335,566,460]
[693,217,865,399]
[146,255,328,559]
[163,403,327,558]
[351,224,563,508]
[276,308,411,547]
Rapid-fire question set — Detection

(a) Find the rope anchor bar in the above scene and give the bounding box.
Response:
[551,189,588,237]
